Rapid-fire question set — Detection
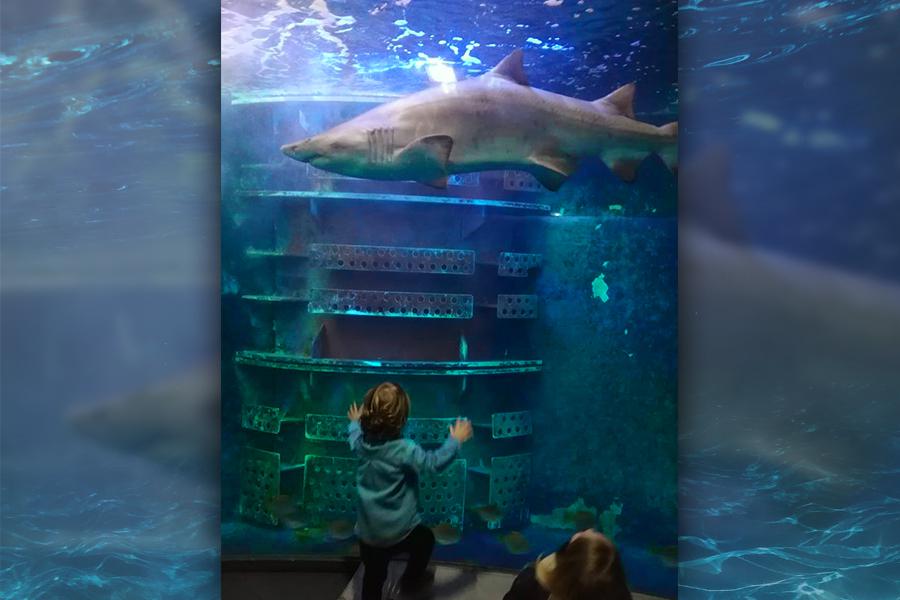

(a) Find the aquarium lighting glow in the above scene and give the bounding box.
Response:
[425,59,456,83]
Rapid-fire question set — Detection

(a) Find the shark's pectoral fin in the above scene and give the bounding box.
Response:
[398,134,453,168]
[529,152,578,191]
[396,135,454,185]
[594,83,636,119]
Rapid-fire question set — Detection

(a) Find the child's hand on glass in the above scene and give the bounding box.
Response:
[347,402,363,422]
[449,418,473,443]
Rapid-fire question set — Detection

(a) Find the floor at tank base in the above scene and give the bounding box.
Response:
[340,561,668,600]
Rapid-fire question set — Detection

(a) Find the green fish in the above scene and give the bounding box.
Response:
[432,522,462,545]
[500,531,530,554]
[471,504,503,523]
[327,519,356,541]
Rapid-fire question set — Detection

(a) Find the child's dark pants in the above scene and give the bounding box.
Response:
[359,524,435,600]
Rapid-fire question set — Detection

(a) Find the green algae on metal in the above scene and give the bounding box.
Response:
[591,274,610,303]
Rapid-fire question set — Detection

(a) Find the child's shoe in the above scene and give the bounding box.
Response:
[397,568,435,599]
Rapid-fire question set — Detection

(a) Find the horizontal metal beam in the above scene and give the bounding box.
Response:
[234,351,542,376]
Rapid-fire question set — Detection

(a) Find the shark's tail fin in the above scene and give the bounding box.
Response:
[658,122,678,174]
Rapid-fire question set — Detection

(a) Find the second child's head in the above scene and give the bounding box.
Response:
[535,529,632,600]
[360,382,410,442]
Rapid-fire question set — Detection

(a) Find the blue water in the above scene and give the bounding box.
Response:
[1,2,221,598]
[677,0,900,596]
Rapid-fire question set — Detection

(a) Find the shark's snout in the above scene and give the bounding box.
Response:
[281,140,319,163]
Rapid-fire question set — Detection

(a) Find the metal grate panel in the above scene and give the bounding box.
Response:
[448,173,480,187]
[306,414,455,445]
[497,295,538,319]
[405,419,455,445]
[503,171,542,192]
[489,453,531,523]
[302,455,357,519]
[310,244,474,275]
[239,447,281,526]
[419,459,467,528]
[305,414,349,441]
[309,289,473,319]
[498,252,542,277]
[491,411,533,439]
[242,404,284,434]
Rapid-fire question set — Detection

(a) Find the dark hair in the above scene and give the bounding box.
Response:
[359,382,410,442]
[540,534,632,600]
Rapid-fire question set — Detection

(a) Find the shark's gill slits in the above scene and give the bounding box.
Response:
[366,128,395,165]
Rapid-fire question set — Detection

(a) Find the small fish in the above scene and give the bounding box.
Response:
[432,522,462,545]
[499,531,530,554]
[648,545,678,568]
[459,334,468,361]
[327,519,356,540]
[293,526,325,543]
[471,504,503,523]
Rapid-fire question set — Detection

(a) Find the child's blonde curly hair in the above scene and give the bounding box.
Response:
[360,382,410,441]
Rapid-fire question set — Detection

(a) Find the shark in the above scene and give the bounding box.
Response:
[67,364,220,481]
[280,49,677,190]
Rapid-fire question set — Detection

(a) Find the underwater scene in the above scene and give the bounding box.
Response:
[221,1,677,597]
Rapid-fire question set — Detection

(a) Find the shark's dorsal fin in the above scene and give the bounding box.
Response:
[487,49,529,86]
[594,83,636,119]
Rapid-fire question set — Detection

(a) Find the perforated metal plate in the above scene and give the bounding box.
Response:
[302,455,357,518]
[239,447,281,526]
[491,411,533,439]
[419,459,467,528]
[503,171,542,192]
[489,453,531,523]
[305,414,455,445]
[242,404,284,434]
[448,173,480,187]
[498,253,542,277]
[310,244,475,275]
[306,414,348,441]
[302,455,467,529]
[309,289,473,319]
[496,295,538,319]
[406,419,455,445]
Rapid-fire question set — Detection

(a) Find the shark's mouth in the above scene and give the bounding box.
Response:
[281,143,319,163]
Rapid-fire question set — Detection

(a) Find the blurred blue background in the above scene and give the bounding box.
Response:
[2,0,899,599]
[1,0,221,598]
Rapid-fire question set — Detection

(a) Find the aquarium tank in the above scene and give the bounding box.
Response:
[221,0,678,597]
